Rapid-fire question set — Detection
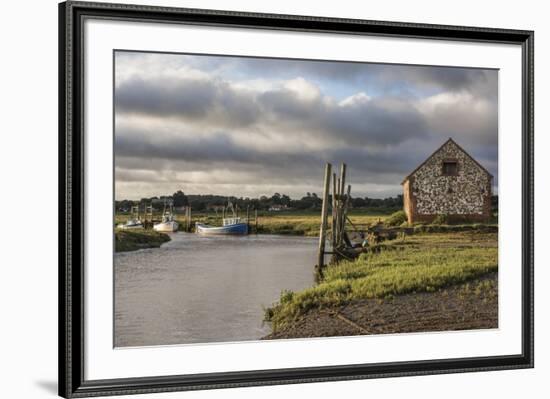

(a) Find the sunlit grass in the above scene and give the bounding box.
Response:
[255,210,390,236]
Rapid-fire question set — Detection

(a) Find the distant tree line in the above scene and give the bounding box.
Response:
[116,191,499,213]
[116,190,408,212]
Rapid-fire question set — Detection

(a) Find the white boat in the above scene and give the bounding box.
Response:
[153,216,178,232]
[153,202,179,232]
[117,205,144,229]
[117,218,144,230]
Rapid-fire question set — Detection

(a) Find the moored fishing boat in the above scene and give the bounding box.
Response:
[117,205,144,229]
[117,219,144,229]
[153,215,178,232]
[153,202,179,232]
[196,217,248,235]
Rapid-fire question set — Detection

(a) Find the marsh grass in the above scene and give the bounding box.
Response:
[385,210,408,226]
[265,231,498,330]
[115,229,171,252]
[254,210,391,236]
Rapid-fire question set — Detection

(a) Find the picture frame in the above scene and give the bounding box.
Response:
[59,1,534,397]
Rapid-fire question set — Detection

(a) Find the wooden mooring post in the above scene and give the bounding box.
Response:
[185,206,192,232]
[317,163,332,270]
[331,172,337,250]
[246,206,250,233]
[336,163,347,248]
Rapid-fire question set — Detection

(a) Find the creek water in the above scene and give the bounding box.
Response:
[114,233,317,347]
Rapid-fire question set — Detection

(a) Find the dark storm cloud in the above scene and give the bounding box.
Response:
[115,129,253,163]
[116,77,259,127]
[115,124,425,187]
[378,66,495,93]
[224,56,496,95]
[254,90,429,146]
[321,97,429,146]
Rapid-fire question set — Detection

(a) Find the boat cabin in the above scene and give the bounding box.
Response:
[223,217,244,226]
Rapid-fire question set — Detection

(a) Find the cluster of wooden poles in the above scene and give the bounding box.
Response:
[318,162,353,270]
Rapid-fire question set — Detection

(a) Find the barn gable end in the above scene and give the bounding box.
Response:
[402,138,493,224]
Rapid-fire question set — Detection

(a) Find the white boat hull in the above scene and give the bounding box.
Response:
[153,221,179,232]
[117,221,144,230]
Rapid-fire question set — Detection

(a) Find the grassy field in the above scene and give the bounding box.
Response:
[254,209,396,236]
[264,230,498,332]
[115,229,171,252]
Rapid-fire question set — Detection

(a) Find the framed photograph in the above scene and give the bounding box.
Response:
[59,1,534,397]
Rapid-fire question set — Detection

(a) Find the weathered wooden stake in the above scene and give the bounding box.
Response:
[318,163,332,269]
[338,163,347,246]
[246,206,250,233]
[184,207,187,231]
[336,177,341,245]
[340,163,347,200]
[255,208,258,234]
[339,184,351,247]
[331,172,337,249]
[186,206,192,231]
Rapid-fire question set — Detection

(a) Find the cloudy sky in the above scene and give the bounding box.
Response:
[114,51,498,200]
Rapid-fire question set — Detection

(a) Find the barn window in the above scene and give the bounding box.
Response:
[442,161,458,176]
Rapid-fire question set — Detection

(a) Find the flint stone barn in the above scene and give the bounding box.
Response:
[402,138,493,224]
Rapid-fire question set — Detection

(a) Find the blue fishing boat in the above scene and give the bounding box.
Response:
[196,217,248,235]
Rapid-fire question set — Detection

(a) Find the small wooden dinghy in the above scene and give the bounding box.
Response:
[196,217,248,235]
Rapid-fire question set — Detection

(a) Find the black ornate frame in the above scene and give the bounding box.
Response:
[59,1,534,397]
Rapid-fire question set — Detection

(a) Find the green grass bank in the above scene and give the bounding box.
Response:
[115,229,171,252]
[265,230,498,332]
